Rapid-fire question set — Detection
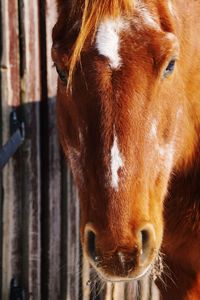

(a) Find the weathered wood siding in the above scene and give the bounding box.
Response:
[0,1,160,299]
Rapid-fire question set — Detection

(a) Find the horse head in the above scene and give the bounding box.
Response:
[52,0,195,281]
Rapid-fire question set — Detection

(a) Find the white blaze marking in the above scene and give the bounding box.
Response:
[150,119,158,138]
[149,119,176,170]
[111,133,124,191]
[96,18,126,69]
[162,144,174,170]
[168,0,174,16]
[166,32,176,42]
[150,108,183,168]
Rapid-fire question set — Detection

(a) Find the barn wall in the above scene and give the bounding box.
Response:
[0,1,160,299]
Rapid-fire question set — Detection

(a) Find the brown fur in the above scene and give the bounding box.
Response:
[52,0,200,298]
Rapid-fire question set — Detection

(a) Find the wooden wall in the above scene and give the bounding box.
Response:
[0,1,160,299]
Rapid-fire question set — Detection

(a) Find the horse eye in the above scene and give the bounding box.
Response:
[56,66,67,84]
[163,59,176,78]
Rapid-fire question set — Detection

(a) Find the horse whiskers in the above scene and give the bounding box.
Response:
[150,252,164,281]
[95,278,106,298]
[150,251,176,290]
[88,268,106,297]
[160,263,177,290]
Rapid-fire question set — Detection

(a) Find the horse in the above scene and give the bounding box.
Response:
[52,0,200,298]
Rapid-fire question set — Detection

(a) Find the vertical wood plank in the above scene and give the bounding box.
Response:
[1,0,20,107]
[46,1,62,298]
[60,156,68,300]
[45,0,57,99]
[150,278,160,300]
[1,1,21,300]
[125,281,138,300]
[22,0,40,102]
[113,283,125,300]
[105,283,113,300]
[39,1,62,299]
[66,168,80,300]
[18,0,41,299]
[140,276,151,300]
[48,99,62,300]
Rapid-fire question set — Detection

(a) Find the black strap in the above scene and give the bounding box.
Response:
[0,111,25,169]
[9,278,25,300]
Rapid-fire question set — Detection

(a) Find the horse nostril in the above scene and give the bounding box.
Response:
[141,229,150,261]
[140,224,156,264]
[87,230,97,261]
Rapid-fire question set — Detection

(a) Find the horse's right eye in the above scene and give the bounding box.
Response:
[163,59,176,78]
[56,66,67,84]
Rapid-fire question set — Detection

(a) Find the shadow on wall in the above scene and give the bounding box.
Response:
[0,98,81,300]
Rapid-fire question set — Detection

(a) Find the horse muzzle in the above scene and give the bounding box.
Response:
[84,223,157,281]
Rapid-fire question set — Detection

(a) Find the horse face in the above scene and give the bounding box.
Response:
[53,12,182,281]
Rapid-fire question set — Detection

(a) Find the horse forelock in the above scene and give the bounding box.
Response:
[55,0,134,88]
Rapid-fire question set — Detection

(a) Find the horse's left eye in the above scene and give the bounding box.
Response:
[56,66,67,84]
[163,59,176,78]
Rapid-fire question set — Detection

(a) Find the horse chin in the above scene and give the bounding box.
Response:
[89,260,152,283]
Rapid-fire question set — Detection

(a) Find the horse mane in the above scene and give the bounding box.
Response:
[56,0,133,88]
